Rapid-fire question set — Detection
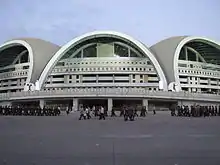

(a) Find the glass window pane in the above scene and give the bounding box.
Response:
[83,45,97,58]
[20,52,29,63]
[188,49,197,61]
[130,50,138,57]
[114,44,128,57]
[179,48,186,60]
[74,51,81,58]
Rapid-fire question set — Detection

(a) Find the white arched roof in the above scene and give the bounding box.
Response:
[173,36,220,90]
[39,31,168,90]
[0,40,34,87]
[151,36,220,91]
[0,38,60,90]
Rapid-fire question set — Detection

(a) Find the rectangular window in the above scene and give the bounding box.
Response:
[200,77,207,80]
[23,66,29,69]
[52,81,64,84]
[82,80,97,83]
[178,63,187,67]
[98,80,113,83]
[148,81,158,83]
[114,74,129,77]
[182,87,188,91]
[179,75,187,79]
[114,80,129,83]
[53,75,64,78]
[83,74,96,77]
[56,62,65,66]
[148,74,157,77]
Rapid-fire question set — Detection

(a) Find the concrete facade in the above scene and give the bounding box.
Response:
[0,31,220,109]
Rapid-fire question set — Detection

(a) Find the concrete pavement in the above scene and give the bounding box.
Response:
[0,112,220,165]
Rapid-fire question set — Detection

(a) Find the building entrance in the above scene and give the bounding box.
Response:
[79,99,107,109]
[113,99,142,111]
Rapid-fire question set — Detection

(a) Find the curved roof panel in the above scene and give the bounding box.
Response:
[150,36,188,83]
[150,36,220,88]
[0,38,60,84]
[39,31,168,90]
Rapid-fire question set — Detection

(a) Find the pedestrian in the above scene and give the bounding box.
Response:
[86,106,91,119]
[111,107,116,117]
[124,106,128,121]
[79,106,86,120]
[99,106,105,120]
[153,105,156,115]
[134,105,138,117]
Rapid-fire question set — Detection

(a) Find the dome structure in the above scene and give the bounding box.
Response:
[0,38,60,91]
[38,31,167,89]
[150,36,220,92]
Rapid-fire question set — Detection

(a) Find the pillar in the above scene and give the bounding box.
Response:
[108,98,113,112]
[39,99,45,109]
[72,98,78,111]
[142,99,148,112]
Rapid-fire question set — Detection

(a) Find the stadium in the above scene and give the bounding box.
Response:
[0,31,219,111]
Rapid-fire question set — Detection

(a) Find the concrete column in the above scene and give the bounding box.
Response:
[39,100,45,109]
[142,99,148,112]
[72,98,78,111]
[108,98,113,112]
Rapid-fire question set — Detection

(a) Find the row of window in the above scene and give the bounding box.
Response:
[182,87,220,94]
[49,79,159,84]
[178,69,220,77]
[60,60,152,66]
[0,79,26,87]
[53,67,155,73]
[180,76,220,81]
[43,87,159,91]
[0,71,28,79]
[180,81,220,85]
[179,62,220,71]
[0,64,29,73]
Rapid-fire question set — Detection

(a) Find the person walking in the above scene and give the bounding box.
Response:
[99,106,105,120]
[153,105,156,115]
[86,106,91,119]
[79,106,86,120]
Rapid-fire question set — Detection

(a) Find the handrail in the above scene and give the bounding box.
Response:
[0,88,219,102]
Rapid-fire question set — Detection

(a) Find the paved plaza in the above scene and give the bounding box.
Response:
[0,111,220,165]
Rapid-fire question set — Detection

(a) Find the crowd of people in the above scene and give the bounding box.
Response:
[78,105,148,121]
[2,103,220,119]
[0,105,61,116]
[170,105,220,117]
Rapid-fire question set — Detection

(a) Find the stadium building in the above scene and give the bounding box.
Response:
[0,31,219,111]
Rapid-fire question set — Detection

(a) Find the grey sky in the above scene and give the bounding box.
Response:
[0,0,220,46]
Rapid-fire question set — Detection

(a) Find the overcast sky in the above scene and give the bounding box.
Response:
[0,0,220,46]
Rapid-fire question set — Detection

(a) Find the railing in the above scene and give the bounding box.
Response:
[0,88,220,102]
